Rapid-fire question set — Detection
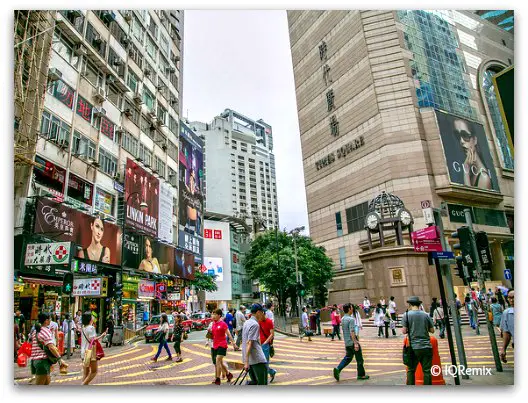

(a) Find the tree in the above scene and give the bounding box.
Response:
[244,229,334,315]
[188,270,218,293]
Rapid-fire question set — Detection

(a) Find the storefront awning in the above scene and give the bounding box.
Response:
[20,276,63,287]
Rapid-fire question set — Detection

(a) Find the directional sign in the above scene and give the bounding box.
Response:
[413,239,443,252]
[432,251,455,260]
[504,269,512,280]
[423,208,435,225]
[421,200,432,209]
[411,226,439,241]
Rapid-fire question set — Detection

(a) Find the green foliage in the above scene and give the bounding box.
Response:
[244,229,334,311]
[188,270,218,292]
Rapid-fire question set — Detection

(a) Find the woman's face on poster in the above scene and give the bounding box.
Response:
[91,218,104,243]
[454,119,477,152]
[145,238,152,259]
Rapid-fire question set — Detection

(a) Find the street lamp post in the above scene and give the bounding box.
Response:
[289,226,305,326]
[118,192,147,326]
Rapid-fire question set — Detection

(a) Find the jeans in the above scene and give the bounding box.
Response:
[436,319,445,338]
[106,332,113,348]
[155,340,172,359]
[331,325,341,340]
[316,318,321,335]
[247,362,268,385]
[261,343,276,376]
[406,347,433,385]
[364,308,370,318]
[336,345,366,377]
[235,330,243,347]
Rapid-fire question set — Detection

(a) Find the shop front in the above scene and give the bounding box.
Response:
[72,276,110,334]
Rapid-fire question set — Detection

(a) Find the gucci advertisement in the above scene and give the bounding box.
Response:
[34,198,122,265]
[125,158,159,238]
[435,110,500,192]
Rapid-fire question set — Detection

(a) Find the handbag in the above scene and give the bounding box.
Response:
[182,332,188,340]
[269,344,275,358]
[37,339,60,365]
[82,329,96,367]
[155,331,165,343]
[402,312,414,367]
[94,339,105,360]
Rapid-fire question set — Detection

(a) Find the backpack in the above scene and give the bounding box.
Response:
[232,313,237,329]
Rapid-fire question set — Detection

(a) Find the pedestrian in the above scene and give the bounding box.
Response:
[465,294,476,329]
[151,313,172,362]
[49,314,59,346]
[74,310,82,347]
[225,308,235,343]
[401,296,435,385]
[374,303,385,337]
[300,306,312,342]
[235,305,247,347]
[487,288,494,304]
[388,296,397,336]
[104,316,114,348]
[351,304,363,339]
[29,312,61,385]
[61,313,75,356]
[495,287,506,309]
[362,296,371,318]
[210,308,237,385]
[379,296,386,307]
[205,321,214,348]
[14,322,20,363]
[490,297,503,335]
[499,289,514,363]
[315,306,322,335]
[14,309,26,340]
[332,303,369,382]
[242,304,269,385]
[81,312,107,385]
[172,314,184,362]
[432,301,445,339]
[429,297,439,328]
[330,306,341,341]
[259,309,277,383]
[265,302,275,323]
[383,306,392,338]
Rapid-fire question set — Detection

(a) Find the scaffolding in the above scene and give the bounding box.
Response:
[14,10,55,230]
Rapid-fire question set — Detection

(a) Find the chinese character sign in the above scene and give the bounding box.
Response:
[52,79,75,109]
[76,95,93,123]
[100,116,115,140]
[72,278,102,296]
[25,242,71,266]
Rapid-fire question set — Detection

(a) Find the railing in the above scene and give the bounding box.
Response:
[124,325,146,342]
[274,315,301,335]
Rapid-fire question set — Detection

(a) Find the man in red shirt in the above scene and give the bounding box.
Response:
[210,308,238,385]
[259,314,277,383]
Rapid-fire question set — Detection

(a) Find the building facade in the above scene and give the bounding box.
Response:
[14,10,189,332]
[190,108,279,231]
[287,10,514,304]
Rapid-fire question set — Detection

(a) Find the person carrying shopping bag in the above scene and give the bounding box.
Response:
[151,313,172,362]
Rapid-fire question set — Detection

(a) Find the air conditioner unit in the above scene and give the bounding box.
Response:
[93,87,106,102]
[114,172,123,182]
[128,48,135,57]
[121,36,131,47]
[115,126,125,135]
[170,97,178,105]
[106,74,116,84]
[93,34,102,44]
[68,10,83,19]
[48,67,62,82]
[74,44,87,56]
[172,55,180,63]
[133,90,143,104]
[144,68,151,77]
[165,67,176,74]
[123,108,133,117]
[93,107,106,117]
[113,58,124,67]
[147,111,157,120]
[122,11,132,22]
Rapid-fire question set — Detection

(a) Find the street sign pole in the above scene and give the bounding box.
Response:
[433,209,468,379]
[464,209,503,372]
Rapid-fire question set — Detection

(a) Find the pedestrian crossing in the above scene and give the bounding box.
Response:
[15,333,513,386]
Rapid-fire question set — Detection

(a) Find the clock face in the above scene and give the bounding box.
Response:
[366,213,379,230]
[400,210,412,226]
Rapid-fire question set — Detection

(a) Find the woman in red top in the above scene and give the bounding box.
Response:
[331,306,342,341]
[210,308,238,385]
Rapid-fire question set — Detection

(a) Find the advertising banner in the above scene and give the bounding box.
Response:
[25,242,72,266]
[72,278,102,297]
[175,250,195,280]
[178,231,203,256]
[178,121,204,257]
[204,257,223,281]
[138,280,155,299]
[435,110,500,192]
[125,158,159,237]
[158,182,175,243]
[94,187,114,216]
[35,198,122,265]
[133,235,175,275]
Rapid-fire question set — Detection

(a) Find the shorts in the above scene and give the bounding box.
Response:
[33,359,51,376]
[211,346,227,364]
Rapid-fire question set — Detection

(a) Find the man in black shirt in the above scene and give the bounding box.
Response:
[14,310,26,338]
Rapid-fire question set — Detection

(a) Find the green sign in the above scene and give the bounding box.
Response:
[493,66,514,151]
[448,204,507,227]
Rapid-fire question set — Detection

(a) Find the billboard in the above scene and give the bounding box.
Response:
[35,198,122,265]
[25,242,72,266]
[158,182,175,243]
[125,158,159,237]
[204,257,223,281]
[178,121,204,258]
[175,249,195,280]
[435,110,500,192]
[123,234,175,275]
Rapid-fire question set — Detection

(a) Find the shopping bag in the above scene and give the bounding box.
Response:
[83,341,95,367]
[95,339,105,360]
[17,353,28,367]
[18,341,32,357]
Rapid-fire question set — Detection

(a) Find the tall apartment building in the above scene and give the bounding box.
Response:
[190,108,279,231]
[15,9,183,227]
[287,11,514,303]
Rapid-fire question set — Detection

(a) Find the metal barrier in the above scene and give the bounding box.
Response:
[123,325,146,343]
[274,316,301,335]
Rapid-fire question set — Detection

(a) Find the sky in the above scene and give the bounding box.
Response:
[182,10,310,235]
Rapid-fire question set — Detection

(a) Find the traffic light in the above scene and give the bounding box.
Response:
[114,283,123,299]
[454,257,470,285]
[475,231,493,280]
[452,226,476,282]
[297,282,306,297]
[62,272,74,295]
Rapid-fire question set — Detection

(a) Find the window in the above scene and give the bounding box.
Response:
[73,131,96,160]
[108,47,125,76]
[131,15,145,43]
[106,84,123,109]
[121,131,138,157]
[143,87,155,111]
[40,110,70,147]
[123,100,140,126]
[169,115,178,134]
[157,105,167,126]
[146,35,157,61]
[47,78,75,109]
[85,22,106,59]
[159,34,170,57]
[128,43,143,69]
[98,147,117,177]
[154,156,166,177]
[166,140,178,161]
[139,143,152,167]
[168,166,177,186]
[335,212,343,236]
[140,114,152,137]
[345,201,369,234]
[84,61,103,88]
[326,89,335,111]
[52,30,79,67]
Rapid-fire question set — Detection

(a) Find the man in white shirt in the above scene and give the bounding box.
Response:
[363,297,371,318]
[300,307,312,342]
[388,296,397,336]
[235,305,247,347]
[265,302,275,324]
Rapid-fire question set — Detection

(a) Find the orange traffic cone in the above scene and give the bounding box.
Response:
[404,336,445,385]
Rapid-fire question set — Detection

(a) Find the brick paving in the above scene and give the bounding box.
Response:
[14,326,513,386]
